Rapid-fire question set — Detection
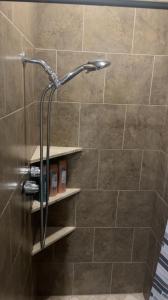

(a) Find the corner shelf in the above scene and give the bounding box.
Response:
[32,226,75,256]
[30,145,82,255]
[32,188,80,213]
[29,146,82,163]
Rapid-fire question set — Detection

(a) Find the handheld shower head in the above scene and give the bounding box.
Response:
[22,54,111,88]
[84,60,111,72]
[60,60,111,85]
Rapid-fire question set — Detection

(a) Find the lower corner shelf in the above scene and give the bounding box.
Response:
[32,226,75,256]
[32,188,80,213]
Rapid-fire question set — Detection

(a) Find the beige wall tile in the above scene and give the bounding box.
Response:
[57,51,105,102]
[83,6,134,53]
[0,1,13,20]
[133,9,168,54]
[98,150,141,190]
[104,54,153,104]
[34,4,83,50]
[0,14,24,114]
[79,104,125,148]
[151,56,168,105]
[124,105,166,150]
[13,2,35,44]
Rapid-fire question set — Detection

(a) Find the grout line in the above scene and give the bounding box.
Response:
[131,8,136,54]
[110,263,113,293]
[0,106,24,121]
[73,261,147,264]
[0,10,35,48]
[46,100,168,108]
[139,150,144,190]
[92,228,96,262]
[77,188,154,192]
[122,105,127,149]
[81,6,85,51]
[149,56,155,105]
[74,197,77,227]
[72,263,75,295]
[96,150,100,190]
[35,47,168,57]
[131,228,135,262]
[78,103,81,147]
[114,191,120,227]
[76,226,151,229]
[102,60,107,104]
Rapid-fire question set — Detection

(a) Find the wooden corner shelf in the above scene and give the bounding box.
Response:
[32,188,80,213]
[29,146,82,164]
[32,226,75,256]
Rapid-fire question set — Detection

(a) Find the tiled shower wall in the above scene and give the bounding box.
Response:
[0,3,38,299]
[1,1,168,299]
[11,3,168,297]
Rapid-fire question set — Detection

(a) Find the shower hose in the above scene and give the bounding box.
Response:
[40,84,56,249]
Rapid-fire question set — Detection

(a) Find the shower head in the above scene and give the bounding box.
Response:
[21,54,111,88]
[60,60,111,85]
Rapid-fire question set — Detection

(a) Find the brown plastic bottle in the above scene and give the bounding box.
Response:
[49,163,58,196]
[58,160,67,193]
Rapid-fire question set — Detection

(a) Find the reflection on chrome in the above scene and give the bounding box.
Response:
[0,182,18,190]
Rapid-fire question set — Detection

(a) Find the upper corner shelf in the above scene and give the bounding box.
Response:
[29,146,82,164]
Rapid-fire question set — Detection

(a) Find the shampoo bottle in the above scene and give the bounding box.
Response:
[49,163,58,196]
[58,159,67,193]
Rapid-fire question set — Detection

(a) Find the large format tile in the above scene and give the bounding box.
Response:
[98,150,141,190]
[31,4,83,49]
[94,228,133,262]
[76,191,117,227]
[49,102,80,147]
[57,51,105,103]
[116,191,154,227]
[83,6,134,53]
[132,228,150,262]
[73,263,112,294]
[34,263,73,295]
[133,9,168,55]
[0,1,13,19]
[104,54,153,104]
[53,228,94,262]
[124,105,165,150]
[151,56,168,105]
[0,205,12,295]
[68,150,98,189]
[79,104,125,149]
[13,2,35,43]
[1,15,24,113]
[111,263,145,293]
[140,151,167,194]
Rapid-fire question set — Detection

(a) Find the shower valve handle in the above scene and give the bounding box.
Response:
[22,180,39,195]
[30,166,40,177]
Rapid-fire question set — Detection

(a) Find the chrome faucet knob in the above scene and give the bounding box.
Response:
[21,180,39,195]
[30,166,40,177]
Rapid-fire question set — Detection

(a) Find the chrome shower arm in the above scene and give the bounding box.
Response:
[59,65,85,85]
[23,57,60,88]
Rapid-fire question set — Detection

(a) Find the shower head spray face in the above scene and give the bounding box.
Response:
[60,59,111,85]
[84,60,111,72]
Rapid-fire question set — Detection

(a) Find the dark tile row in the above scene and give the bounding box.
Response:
[33,225,150,264]
[66,149,165,192]
[44,102,167,151]
[34,261,146,296]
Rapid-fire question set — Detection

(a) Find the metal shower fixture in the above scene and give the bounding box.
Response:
[22,54,111,88]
